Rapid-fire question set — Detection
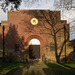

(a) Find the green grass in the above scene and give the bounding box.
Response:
[47,63,75,75]
[47,63,75,67]
[0,62,75,75]
[0,63,23,75]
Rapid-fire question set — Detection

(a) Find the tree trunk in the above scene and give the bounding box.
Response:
[56,56,60,63]
[54,35,60,63]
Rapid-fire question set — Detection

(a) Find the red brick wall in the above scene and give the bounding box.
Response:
[0,10,72,62]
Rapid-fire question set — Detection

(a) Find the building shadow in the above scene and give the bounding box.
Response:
[0,24,40,63]
[0,33,3,62]
[4,24,27,62]
[0,34,3,50]
[5,24,25,50]
[0,33,3,54]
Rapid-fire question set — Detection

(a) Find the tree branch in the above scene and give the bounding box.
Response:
[56,26,64,34]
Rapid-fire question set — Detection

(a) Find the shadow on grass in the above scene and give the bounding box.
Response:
[6,67,22,75]
[0,63,23,75]
[60,63,75,70]
[24,70,37,75]
[0,59,39,75]
[22,59,39,69]
[43,63,75,75]
[24,70,43,75]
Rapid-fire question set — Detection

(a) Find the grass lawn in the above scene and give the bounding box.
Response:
[0,62,75,75]
[46,63,75,75]
[0,63,23,75]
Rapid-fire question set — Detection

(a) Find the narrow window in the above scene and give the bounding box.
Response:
[15,44,19,51]
[50,43,54,51]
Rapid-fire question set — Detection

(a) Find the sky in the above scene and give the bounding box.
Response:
[0,0,54,22]
[0,0,75,41]
[29,39,40,45]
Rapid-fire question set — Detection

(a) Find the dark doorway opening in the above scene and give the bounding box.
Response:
[29,45,40,59]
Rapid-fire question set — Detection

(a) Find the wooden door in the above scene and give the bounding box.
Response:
[29,45,40,59]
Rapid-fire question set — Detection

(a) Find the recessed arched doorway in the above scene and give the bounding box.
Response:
[29,39,40,59]
[26,34,46,59]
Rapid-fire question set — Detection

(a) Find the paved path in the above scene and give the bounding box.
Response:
[8,60,55,75]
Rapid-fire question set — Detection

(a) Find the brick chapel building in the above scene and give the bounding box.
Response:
[0,10,73,62]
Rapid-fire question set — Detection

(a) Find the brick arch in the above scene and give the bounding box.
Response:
[26,34,46,58]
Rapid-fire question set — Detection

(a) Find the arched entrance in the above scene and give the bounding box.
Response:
[26,34,45,59]
[29,39,40,59]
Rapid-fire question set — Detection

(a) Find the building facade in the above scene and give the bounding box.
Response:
[0,10,73,62]
[70,39,75,53]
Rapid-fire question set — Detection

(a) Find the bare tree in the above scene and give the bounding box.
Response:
[54,0,75,10]
[54,0,75,45]
[0,0,50,12]
[35,10,69,63]
[0,0,22,12]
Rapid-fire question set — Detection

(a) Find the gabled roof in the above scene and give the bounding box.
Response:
[70,39,75,43]
[1,20,8,26]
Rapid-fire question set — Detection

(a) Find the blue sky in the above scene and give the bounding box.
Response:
[0,0,75,40]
